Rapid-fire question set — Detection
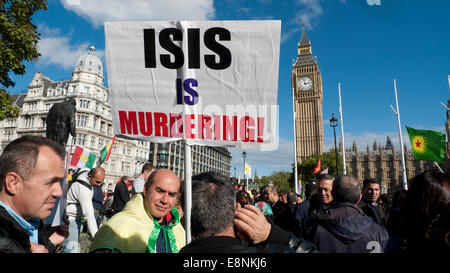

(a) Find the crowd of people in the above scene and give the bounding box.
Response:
[0,135,448,253]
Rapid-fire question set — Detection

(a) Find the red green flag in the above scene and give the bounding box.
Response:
[99,136,116,164]
[405,126,446,163]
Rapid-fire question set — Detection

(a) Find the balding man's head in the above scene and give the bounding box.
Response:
[88,167,105,187]
[143,169,180,221]
[332,175,361,205]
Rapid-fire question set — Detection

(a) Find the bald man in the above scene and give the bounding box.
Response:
[90,169,185,253]
[63,167,105,253]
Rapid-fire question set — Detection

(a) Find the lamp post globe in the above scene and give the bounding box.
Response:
[329,113,339,176]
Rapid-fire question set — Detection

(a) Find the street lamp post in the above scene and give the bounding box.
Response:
[242,151,247,179]
[330,113,339,176]
[234,166,236,178]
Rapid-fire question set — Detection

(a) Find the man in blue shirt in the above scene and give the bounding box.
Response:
[0,135,69,253]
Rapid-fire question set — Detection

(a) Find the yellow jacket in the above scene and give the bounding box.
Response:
[90,194,185,253]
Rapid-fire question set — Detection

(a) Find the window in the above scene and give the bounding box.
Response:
[90,136,96,148]
[72,86,77,93]
[79,100,90,109]
[98,138,104,149]
[110,160,116,172]
[84,86,90,94]
[76,134,86,146]
[77,115,88,126]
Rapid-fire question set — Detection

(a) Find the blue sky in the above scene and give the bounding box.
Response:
[8,0,450,177]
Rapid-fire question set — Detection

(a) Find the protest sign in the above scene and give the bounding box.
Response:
[105,20,280,151]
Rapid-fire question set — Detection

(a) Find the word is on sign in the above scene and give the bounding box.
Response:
[105,20,280,151]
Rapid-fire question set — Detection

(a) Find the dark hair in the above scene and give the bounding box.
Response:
[120,176,128,182]
[141,163,155,174]
[304,182,317,200]
[287,191,297,203]
[332,175,361,204]
[236,190,252,207]
[400,170,450,252]
[363,177,381,189]
[190,172,235,238]
[0,135,65,192]
[392,189,407,208]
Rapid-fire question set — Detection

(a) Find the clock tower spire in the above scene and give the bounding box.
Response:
[291,22,325,164]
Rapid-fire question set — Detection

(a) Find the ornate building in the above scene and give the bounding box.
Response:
[344,137,433,197]
[291,24,324,163]
[0,46,231,189]
[0,46,149,190]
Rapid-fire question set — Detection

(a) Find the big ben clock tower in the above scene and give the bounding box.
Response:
[291,23,324,163]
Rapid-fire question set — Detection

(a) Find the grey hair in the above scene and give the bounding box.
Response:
[332,175,361,204]
[190,172,235,238]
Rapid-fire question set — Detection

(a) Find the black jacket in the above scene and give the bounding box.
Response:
[292,196,328,237]
[303,202,389,253]
[0,206,56,253]
[111,181,130,213]
[271,201,296,233]
[358,196,387,228]
[180,236,260,253]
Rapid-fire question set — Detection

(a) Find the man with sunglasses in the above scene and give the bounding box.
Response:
[63,166,105,253]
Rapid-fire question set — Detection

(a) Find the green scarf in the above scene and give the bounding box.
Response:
[146,206,180,253]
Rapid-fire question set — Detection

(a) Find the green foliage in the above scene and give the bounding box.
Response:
[297,150,343,183]
[0,0,47,120]
[0,89,20,120]
[0,0,48,88]
[256,171,294,193]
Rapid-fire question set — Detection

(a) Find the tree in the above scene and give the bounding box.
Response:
[297,150,343,183]
[0,0,48,120]
[256,171,294,193]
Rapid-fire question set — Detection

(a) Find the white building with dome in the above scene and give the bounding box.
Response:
[1,46,231,188]
[0,46,150,190]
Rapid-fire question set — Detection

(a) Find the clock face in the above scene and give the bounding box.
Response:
[298,77,313,91]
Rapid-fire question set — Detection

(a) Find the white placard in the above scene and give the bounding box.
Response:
[105,20,280,151]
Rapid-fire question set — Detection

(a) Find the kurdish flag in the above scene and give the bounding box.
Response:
[99,136,116,164]
[70,145,97,169]
[406,126,446,164]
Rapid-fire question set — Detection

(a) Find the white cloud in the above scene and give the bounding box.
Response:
[292,0,324,30]
[60,0,215,28]
[37,24,104,70]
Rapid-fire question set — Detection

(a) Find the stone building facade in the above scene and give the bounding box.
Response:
[0,46,149,190]
[0,46,231,190]
[344,137,434,197]
[149,142,231,180]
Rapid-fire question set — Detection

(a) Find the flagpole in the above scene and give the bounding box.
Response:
[291,84,299,194]
[434,162,444,173]
[338,83,346,174]
[391,79,408,190]
[184,140,192,244]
